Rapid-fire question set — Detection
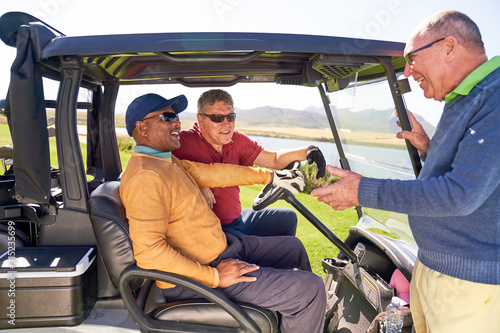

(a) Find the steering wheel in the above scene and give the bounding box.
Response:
[252,161,301,211]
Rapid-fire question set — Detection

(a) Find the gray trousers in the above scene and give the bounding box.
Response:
[163,234,326,333]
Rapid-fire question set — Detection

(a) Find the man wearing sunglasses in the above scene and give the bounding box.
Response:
[311,10,500,333]
[173,89,326,238]
[120,92,327,333]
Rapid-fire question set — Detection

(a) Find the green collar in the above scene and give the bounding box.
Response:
[445,56,500,104]
[134,145,172,159]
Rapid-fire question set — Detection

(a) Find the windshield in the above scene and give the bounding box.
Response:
[327,76,439,244]
[328,78,415,179]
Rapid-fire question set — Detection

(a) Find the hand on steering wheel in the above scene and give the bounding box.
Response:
[306,145,326,179]
[253,162,303,211]
[272,169,305,195]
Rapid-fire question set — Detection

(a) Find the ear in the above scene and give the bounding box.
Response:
[196,113,204,126]
[443,36,458,62]
[135,120,148,137]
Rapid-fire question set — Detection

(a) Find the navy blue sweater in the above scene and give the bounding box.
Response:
[359,66,500,284]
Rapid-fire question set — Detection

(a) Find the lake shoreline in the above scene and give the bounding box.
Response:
[114,123,406,150]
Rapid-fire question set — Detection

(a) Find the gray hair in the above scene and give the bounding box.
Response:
[197,89,234,113]
[418,10,485,54]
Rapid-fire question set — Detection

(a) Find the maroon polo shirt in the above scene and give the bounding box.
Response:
[172,123,263,225]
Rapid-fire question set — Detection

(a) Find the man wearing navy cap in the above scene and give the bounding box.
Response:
[125,93,188,137]
[120,93,327,333]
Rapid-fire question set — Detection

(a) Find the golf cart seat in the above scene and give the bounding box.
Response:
[89,181,279,333]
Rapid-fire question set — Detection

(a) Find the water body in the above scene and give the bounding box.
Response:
[249,135,415,180]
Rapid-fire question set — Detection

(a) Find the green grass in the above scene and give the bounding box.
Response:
[0,123,83,170]
[240,184,358,276]
[0,124,12,146]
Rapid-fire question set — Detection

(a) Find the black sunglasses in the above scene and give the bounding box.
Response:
[200,113,236,123]
[141,112,179,122]
[404,37,445,64]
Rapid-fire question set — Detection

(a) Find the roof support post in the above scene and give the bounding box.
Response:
[377,58,422,177]
[317,83,363,219]
[56,58,89,211]
[100,81,121,181]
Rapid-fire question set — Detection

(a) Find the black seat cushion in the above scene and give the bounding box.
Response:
[153,300,279,333]
[146,283,279,333]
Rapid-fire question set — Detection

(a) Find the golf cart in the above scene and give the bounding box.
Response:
[0,11,419,332]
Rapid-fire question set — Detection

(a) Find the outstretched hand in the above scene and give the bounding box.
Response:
[311,166,361,211]
[216,258,260,288]
[396,110,430,156]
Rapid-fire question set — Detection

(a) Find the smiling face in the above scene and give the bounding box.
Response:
[403,34,448,101]
[198,101,235,154]
[403,34,454,101]
[134,106,181,152]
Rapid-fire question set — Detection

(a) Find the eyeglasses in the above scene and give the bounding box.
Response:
[200,113,236,123]
[141,112,179,122]
[404,37,445,64]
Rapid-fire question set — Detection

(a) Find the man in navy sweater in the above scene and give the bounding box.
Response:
[312,10,500,333]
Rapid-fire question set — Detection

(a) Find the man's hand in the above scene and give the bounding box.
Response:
[216,259,260,288]
[272,169,305,195]
[306,145,326,179]
[310,166,361,211]
[396,110,430,156]
[200,187,215,209]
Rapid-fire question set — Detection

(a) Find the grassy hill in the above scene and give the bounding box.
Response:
[335,108,436,137]
[235,106,330,129]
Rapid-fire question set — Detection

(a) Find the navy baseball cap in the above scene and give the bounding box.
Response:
[126,93,187,136]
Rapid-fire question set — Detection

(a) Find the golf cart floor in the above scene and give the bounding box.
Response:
[2,299,140,332]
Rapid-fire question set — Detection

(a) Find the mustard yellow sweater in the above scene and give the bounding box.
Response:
[120,153,272,288]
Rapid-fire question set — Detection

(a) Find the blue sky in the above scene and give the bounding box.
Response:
[1,0,499,125]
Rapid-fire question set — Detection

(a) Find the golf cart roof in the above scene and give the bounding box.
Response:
[1,11,414,208]
[1,11,407,91]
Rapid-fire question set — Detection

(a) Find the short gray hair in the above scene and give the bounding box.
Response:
[197,89,234,113]
[418,10,485,54]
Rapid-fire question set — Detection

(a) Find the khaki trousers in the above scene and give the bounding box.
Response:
[410,259,500,333]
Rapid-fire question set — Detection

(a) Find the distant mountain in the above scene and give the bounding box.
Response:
[179,112,198,125]
[235,106,329,129]
[336,108,436,136]
[180,106,435,136]
[303,106,325,114]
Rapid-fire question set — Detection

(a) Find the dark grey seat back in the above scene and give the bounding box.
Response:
[89,181,142,289]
